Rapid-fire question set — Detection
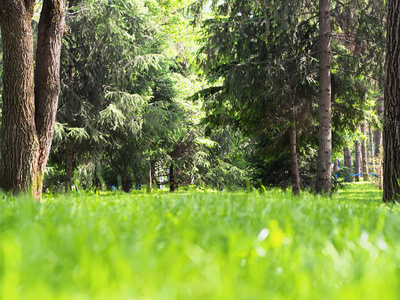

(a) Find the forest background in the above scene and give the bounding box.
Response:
[0,0,387,196]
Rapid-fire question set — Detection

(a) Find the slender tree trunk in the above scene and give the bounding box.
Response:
[146,157,152,193]
[93,162,101,193]
[383,0,400,202]
[333,159,338,173]
[0,0,66,198]
[288,124,301,196]
[65,65,74,192]
[354,140,361,182]
[361,121,369,181]
[344,148,349,168]
[169,163,175,192]
[374,96,384,156]
[344,147,353,182]
[316,0,332,194]
[369,123,375,174]
[33,0,66,198]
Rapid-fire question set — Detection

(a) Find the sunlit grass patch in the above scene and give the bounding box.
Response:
[334,182,382,203]
[1,183,399,299]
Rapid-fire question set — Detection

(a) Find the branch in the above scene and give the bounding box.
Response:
[330,68,383,82]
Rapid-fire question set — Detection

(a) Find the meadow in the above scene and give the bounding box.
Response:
[0,183,399,299]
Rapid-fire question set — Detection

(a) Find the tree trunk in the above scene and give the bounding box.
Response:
[65,65,74,192]
[344,148,353,182]
[0,0,66,198]
[361,121,369,181]
[374,96,384,156]
[369,123,375,174]
[343,148,349,168]
[354,140,361,182]
[169,163,175,192]
[316,0,332,195]
[333,159,338,173]
[146,157,152,193]
[122,176,132,193]
[288,124,301,196]
[33,0,66,198]
[383,0,400,202]
[0,1,39,195]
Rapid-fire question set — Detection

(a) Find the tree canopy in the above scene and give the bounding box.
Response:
[0,0,391,198]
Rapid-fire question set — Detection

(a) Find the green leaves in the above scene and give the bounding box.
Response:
[98,104,127,131]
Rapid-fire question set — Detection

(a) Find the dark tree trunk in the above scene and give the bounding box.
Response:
[361,121,369,181]
[146,157,152,193]
[0,1,38,195]
[65,65,74,192]
[122,176,132,193]
[383,0,400,202]
[316,0,332,194]
[169,163,175,192]
[354,140,361,182]
[288,125,300,196]
[0,0,66,199]
[34,0,66,198]
[93,162,101,193]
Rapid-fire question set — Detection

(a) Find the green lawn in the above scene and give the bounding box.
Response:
[1,183,399,299]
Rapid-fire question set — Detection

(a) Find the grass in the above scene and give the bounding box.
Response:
[0,183,399,299]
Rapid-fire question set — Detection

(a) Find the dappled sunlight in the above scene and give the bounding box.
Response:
[333,182,383,203]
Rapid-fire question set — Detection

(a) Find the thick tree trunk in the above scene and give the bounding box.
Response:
[361,121,369,181]
[374,96,384,156]
[354,140,361,182]
[65,65,74,192]
[0,1,39,195]
[316,0,332,194]
[383,0,400,202]
[0,0,65,198]
[169,163,175,192]
[288,124,301,196]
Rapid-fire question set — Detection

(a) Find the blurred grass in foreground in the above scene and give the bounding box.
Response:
[1,183,399,299]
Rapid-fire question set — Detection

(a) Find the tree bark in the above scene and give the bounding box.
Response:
[0,0,66,198]
[288,124,301,196]
[361,121,369,181]
[316,0,332,194]
[383,0,400,202]
[0,1,39,195]
[354,139,361,182]
[34,0,66,198]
